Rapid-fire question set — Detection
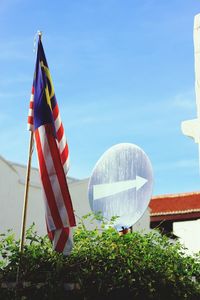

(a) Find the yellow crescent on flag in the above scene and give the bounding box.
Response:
[40,61,55,110]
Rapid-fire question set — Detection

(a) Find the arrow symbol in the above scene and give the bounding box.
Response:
[93,176,148,200]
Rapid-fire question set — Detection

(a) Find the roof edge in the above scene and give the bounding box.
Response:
[150,208,200,216]
[0,155,19,175]
[152,191,200,200]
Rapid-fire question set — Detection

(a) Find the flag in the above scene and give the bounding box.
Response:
[27,37,76,255]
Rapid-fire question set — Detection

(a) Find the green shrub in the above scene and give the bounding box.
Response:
[0,214,200,300]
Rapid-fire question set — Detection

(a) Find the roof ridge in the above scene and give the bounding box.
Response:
[151,208,200,216]
[9,160,79,181]
[152,191,200,199]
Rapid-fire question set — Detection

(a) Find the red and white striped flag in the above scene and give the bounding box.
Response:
[27,38,76,255]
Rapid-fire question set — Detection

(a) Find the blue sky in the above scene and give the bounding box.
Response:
[0,0,200,195]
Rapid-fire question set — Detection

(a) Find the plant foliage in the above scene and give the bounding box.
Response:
[0,214,200,300]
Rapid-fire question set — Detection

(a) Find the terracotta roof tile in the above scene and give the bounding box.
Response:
[149,191,200,216]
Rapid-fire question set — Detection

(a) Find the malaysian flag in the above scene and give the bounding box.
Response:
[27,37,76,255]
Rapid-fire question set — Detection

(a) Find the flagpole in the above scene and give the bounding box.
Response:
[19,131,34,252]
[19,31,42,253]
[16,131,34,287]
[16,33,42,290]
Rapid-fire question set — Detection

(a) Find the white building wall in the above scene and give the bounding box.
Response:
[0,158,21,235]
[132,208,151,233]
[0,156,150,237]
[0,157,46,237]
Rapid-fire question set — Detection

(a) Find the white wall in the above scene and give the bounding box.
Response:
[0,158,46,237]
[132,208,151,233]
[69,178,151,232]
[173,220,200,254]
[0,158,21,235]
[0,156,150,237]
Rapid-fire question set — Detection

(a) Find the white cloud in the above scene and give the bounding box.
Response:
[0,74,31,87]
[0,91,27,99]
[154,159,198,172]
[0,36,33,62]
[0,0,23,14]
[60,100,114,128]
[171,90,195,110]
[0,112,10,124]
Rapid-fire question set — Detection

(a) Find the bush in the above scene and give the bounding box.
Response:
[0,214,200,300]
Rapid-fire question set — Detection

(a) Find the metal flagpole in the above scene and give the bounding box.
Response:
[16,131,34,287]
[19,131,34,252]
[19,31,42,253]
[16,33,42,289]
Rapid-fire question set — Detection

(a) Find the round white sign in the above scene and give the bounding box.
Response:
[88,143,153,231]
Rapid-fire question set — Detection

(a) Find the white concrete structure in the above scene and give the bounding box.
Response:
[0,155,150,237]
[181,14,200,170]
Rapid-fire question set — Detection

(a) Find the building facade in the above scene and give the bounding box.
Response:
[0,156,150,237]
[2,155,200,253]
